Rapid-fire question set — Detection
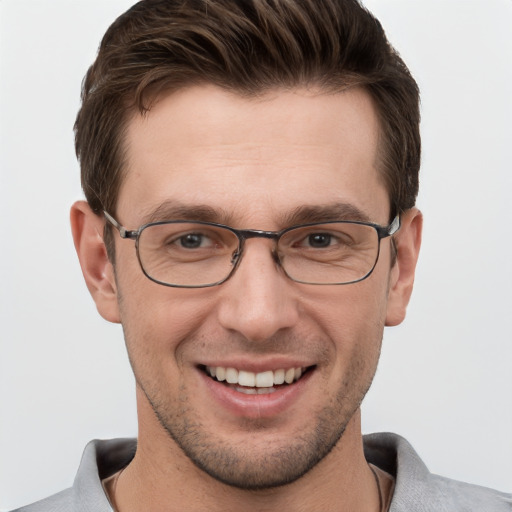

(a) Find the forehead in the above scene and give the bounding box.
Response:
[118,85,389,227]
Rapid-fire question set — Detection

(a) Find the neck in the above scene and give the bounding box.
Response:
[114,402,380,512]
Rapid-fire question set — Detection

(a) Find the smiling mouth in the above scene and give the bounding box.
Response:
[201,365,314,395]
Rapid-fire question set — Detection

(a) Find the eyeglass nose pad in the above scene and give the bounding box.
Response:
[271,248,281,266]
[230,250,241,266]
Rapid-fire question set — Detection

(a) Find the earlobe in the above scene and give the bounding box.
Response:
[70,201,121,323]
[385,207,423,326]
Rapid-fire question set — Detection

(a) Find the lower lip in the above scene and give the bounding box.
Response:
[199,368,314,419]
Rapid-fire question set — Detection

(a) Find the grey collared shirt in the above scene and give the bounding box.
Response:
[12,433,512,511]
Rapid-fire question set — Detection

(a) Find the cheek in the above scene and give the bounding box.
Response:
[114,261,218,371]
[306,274,389,335]
[303,277,390,378]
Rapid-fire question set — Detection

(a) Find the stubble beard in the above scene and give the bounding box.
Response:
[133,343,381,491]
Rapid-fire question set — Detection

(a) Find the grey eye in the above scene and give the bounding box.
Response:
[179,233,205,248]
[307,233,332,248]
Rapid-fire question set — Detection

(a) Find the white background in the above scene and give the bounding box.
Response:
[1,0,511,509]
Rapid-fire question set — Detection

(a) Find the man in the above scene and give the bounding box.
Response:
[11,0,511,511]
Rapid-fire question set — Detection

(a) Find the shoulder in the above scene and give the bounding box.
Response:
[426,473,512,510]
[364,432,512,512]
[9,488,73,512]
[9,438,136,512]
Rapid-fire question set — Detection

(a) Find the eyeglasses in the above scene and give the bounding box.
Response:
[104,211,400,288]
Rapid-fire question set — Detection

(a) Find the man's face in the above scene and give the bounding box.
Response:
[107,85,401,488]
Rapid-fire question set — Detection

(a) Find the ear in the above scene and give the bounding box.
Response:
[385,207,423,326]
[70,200,121,323]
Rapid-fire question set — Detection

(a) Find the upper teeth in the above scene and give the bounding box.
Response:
[206,366,304,387]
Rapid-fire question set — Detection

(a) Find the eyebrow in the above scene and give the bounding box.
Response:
[140,201,233,226]
[281,203,372,226]
[139,200,372,228]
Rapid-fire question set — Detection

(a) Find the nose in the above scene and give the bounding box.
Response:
[216,240,300,343]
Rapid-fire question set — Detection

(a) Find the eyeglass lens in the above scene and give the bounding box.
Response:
[136,221,381,287]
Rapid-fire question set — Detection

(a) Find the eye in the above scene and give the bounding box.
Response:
[306,233,333,248]
[178,233,211,249]
[284,225,356,252]
[295,231,350,249]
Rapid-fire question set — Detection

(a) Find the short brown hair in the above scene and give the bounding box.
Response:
[75,0,420,246]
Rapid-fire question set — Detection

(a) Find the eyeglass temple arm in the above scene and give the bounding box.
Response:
[388,215,401,236]
[376,215,401,238]
[103,211,138,239]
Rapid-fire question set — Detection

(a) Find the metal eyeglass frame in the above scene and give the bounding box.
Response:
[103,211,401,288]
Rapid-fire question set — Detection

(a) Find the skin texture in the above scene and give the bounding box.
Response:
[71,85,422,512]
